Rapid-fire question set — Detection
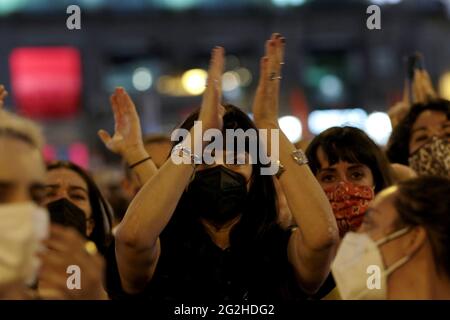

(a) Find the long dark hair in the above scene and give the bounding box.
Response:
[386,99,450,165]
[169,104,279,249]
[305,126,393,193]
[46,161,113,255]
[394,176,450,278]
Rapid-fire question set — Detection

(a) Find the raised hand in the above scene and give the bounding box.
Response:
[389,79,411,128]
[0,85,8,109]
[198,46,226,134]
[389,58,438,128]
[98,87,145,158]
[252,33,285,129]
[413,69,437,103]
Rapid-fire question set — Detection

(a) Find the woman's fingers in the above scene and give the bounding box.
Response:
[265,34,285,82]
[266,39,277,76]
[253,34,285,126]
[200,47,225,120]
[218,104,226,119]
[110,94,120,126]
[211,76,220,110]
[115,87,128,116]
[276,36,286,67]
[97,129,114,151]
[121,88,140,121]
[209,46,225,81]
[47,225,86,250]
[421,70,437,99]
[402,79,411,106]
[265,33,285,107]
[274,34,285,74]
[112,88,133,132]
[273,35,285,105]
[259,56,269,88]
[417,69,427,101]
[412,68,438,103]
[205,46,225,101]
[413,69,425,103]
[200,46,225,130]
[38,249,68,271]
[266,40,277,98]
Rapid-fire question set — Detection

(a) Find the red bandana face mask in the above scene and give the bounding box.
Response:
[324,181,375,238]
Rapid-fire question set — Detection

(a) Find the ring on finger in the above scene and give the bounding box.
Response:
[84,241,98,256]
[270,74,282,81]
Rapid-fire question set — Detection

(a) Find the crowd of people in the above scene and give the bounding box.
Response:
[0,33,449,301]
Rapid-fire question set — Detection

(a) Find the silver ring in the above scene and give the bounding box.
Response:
[280,62,285,65]
[270,75,282,81]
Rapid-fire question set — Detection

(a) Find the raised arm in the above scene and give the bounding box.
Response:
[98,87,157,186]
[252,34,339,294]
[389,54,438,129]
[113,47,225,294]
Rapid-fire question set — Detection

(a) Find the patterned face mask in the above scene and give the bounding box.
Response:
[408,137,450,177]
[324,181,375,238]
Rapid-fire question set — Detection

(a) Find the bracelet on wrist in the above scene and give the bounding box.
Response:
[129,156,152,169]
[171,144,201,169]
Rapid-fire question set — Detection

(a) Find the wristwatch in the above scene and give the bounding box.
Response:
[172,144,202,168]
[292,149,309,165]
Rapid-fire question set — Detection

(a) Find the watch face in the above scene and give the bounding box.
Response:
[293,150,308,164]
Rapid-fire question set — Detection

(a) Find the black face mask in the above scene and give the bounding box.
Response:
[47,198,87,236]
[184,166,248,227]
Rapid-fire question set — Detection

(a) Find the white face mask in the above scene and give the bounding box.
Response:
[331,227,411,300]
[0,202,49,286]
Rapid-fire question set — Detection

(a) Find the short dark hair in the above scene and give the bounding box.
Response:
[386,99,450,165]
[393,176,450,278]
[305,126,394,193]
[46,161,114,255]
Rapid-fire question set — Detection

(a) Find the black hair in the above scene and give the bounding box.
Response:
[305,126,393,193]
[46,161,113,255]
[386,99,450,165]
[170,104,279,249]
[394,176,450,278]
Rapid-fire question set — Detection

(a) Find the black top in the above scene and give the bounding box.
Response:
[106,218,308,302]
[310,273,336,300]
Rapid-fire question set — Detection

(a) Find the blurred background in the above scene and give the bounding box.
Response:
[1,0,450,176]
